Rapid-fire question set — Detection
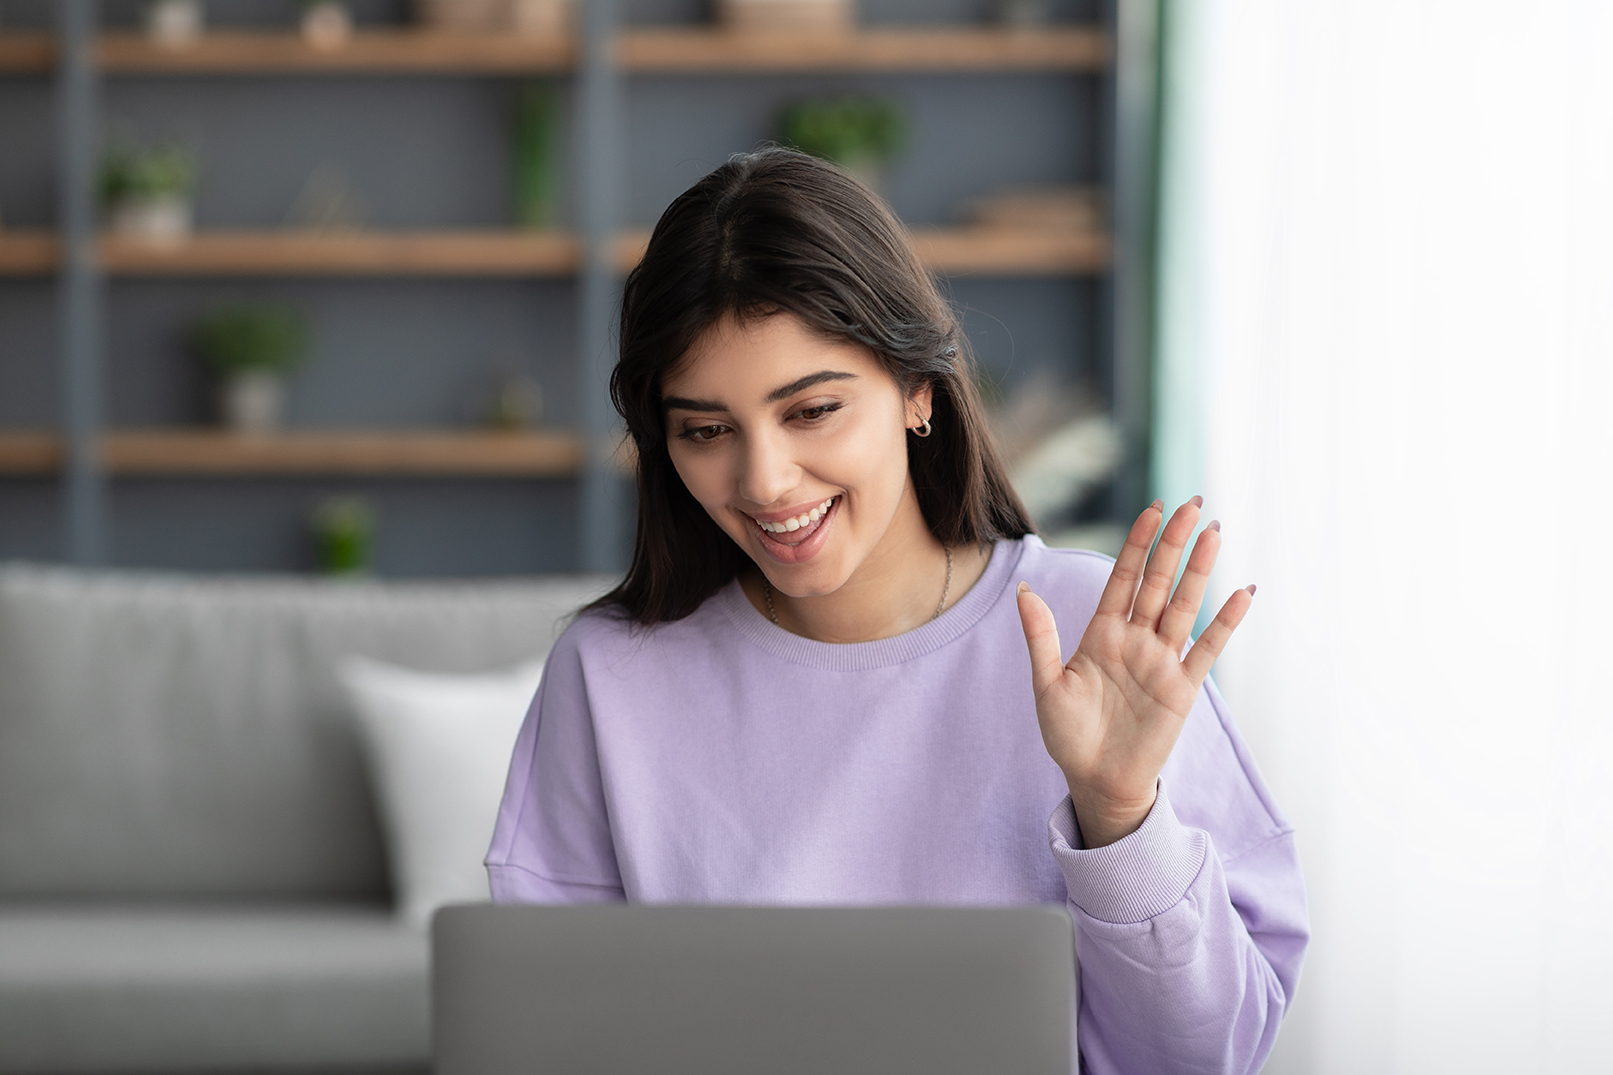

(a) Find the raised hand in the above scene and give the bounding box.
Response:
[1017,498,1254,848]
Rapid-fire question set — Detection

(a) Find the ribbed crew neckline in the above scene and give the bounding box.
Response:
[710,537,1027,672]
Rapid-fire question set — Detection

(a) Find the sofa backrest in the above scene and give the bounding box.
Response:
[0,565,614,902]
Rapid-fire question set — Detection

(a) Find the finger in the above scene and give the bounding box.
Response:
[1093,499,1165,618]
[1157,519,1222,652]
[1182,585,1255,685]
[1016,582,1067,697]
[1130,497,1203,631]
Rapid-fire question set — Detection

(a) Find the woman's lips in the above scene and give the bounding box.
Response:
[749,496,838,564]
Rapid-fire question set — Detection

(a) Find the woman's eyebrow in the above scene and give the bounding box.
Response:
[663,370,858,413]
[662,394,726,413]
[764,370,858,403]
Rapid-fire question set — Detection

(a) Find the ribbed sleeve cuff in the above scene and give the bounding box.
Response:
[1047,781,1209,924]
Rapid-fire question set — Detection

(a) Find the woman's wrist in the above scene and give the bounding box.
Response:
[1067,783,1158,849]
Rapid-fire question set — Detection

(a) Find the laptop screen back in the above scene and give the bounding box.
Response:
[434,904,1074,1075]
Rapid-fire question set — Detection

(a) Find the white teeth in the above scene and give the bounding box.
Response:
[755,496,836,534]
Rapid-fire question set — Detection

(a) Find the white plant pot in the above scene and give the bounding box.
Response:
[146,0,204,47]
[108,195,193,246]
[221,372,287,434]
[301,2,354,51]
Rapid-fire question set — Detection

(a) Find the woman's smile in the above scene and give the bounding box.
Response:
[744,495,840,563]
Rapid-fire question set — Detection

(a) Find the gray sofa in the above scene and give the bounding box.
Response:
[0,565,610,1073]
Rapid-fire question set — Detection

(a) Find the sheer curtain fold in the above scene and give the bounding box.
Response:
[1154,2,1613,1072]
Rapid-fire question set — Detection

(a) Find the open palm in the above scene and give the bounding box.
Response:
[1017,497,1254,848]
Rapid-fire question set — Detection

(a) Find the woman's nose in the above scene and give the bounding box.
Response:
[736,428,799,508]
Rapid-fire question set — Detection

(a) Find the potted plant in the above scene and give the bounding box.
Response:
[299,0,353,50]
[310,496,377,576]
[100,142,199,244]
[511,82,562,229]
[190,303,309,433]
[777,96,907,191]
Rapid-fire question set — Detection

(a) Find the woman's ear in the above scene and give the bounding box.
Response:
[907,381,935,427]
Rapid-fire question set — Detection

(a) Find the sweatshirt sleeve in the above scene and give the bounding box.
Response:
[486,620,628,905]
[1046,680,1309,1075]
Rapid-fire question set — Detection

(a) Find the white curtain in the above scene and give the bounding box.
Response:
[1153,2,1613,1072]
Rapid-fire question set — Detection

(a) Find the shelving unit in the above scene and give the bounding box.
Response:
[0,1,1158,576]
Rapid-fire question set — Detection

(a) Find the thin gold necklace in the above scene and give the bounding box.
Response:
[763,546,954,628]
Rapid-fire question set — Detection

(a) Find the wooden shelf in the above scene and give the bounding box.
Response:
[100,230,579,276]
[0,430,583,477]
[617,27,1108,74]
[6,227,1104,277]
[0,432,61,475]
[97,30,574,75]
[0,231,59,276]
[613,226,1108,276]
[0,27,1108,77]
[0,33,53,73]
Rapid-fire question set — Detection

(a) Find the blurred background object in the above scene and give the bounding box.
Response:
[509,81,562,229]
[416,0,573,33]
[281,162,368,231]
[298,0,354,51]
[100,138,197,243]
[190,301,310,432]
[311,494,377,575]
[966,185,1103,232]
[144,0,202,46]
[777,94,907,193]
[718,0,856,34]
[484,368,544,430]
[414,0,504,32]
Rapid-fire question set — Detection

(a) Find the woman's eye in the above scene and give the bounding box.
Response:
[794,403,841,422]
[680,425,726,442]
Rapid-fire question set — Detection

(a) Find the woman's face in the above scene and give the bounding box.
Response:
[663,311,932,599]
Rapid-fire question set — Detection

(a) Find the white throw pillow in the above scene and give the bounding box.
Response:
[339,656,544,926]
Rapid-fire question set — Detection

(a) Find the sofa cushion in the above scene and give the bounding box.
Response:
[341,656,546,925]
[0,905,429,1073]
[0,566,613,900]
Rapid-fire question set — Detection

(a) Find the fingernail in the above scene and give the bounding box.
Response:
[1207,519,1221,532]
[1190,495,1203,508]
[1017,581,1030,595]
[1150,499,1164,512]
[1246,584,1257,596]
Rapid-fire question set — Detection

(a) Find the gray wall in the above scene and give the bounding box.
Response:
[0,0,1110,575]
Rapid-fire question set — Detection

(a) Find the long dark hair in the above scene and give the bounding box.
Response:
[592,147,1033,625]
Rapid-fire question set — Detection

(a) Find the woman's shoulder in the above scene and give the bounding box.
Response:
[1008,533,1116,613]
[544,585,736,666]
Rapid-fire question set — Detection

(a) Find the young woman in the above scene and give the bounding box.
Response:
[487,148,1308,1075]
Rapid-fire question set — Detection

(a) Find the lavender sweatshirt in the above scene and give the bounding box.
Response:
[488,535,1308,1075]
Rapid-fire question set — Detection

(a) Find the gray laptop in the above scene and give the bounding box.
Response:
[433,904,1075,1075]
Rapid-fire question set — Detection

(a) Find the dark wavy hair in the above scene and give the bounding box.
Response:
[592,147,1033,625]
